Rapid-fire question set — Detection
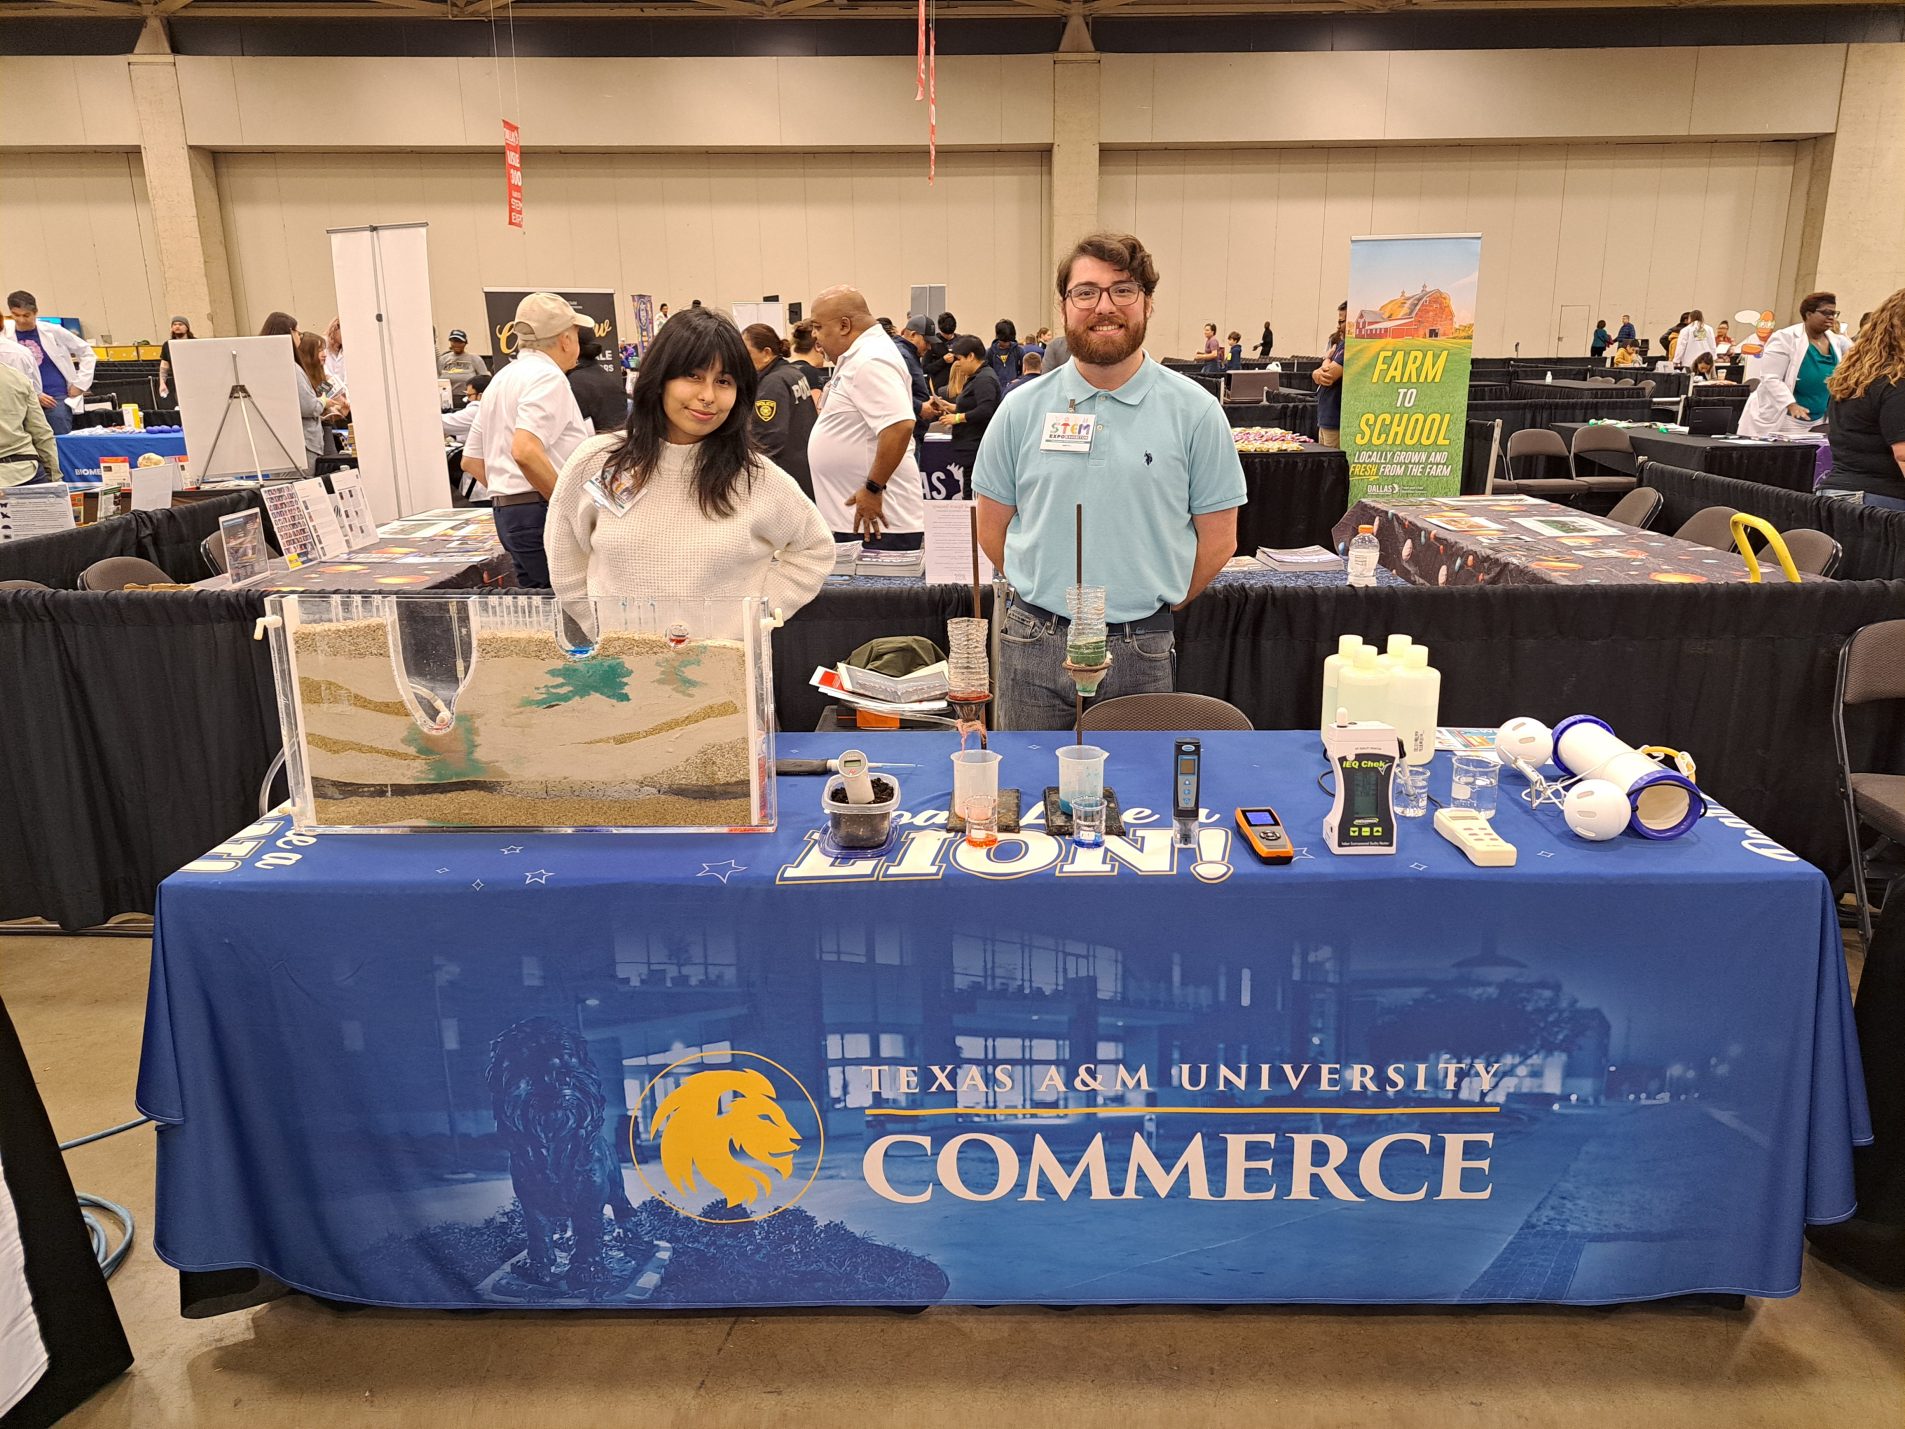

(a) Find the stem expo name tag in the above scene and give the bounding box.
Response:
[1039,412,1097,454]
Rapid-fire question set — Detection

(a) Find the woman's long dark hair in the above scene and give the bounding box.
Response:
[607,307,760,520]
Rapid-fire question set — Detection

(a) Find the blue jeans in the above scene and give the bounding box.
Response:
[493,499,551,587]
[996,601,1176,731]
[42,398,72,436]
[1821,488,1905,513]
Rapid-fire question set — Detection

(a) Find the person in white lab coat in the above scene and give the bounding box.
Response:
[1673,310,1716,371]
[1738,292,1851,439]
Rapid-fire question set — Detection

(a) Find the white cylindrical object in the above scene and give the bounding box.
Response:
[1553,716,1703,838]
[1385,633,1413,659]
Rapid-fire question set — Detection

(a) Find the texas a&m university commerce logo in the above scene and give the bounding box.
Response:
[632,1051,824,1224]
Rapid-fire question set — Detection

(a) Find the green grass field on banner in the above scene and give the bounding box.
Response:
[1341,335,1474,505]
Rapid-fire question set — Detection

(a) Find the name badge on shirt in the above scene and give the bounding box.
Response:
[1039,412,1097,454]
[585,468,644,518]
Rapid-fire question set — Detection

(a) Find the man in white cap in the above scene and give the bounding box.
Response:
[437,328,488,401]
[477,292,592,586]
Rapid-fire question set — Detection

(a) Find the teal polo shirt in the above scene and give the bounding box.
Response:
[972,356,1247,623]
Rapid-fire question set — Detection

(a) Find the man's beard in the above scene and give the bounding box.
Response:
[1066,307,1147,366]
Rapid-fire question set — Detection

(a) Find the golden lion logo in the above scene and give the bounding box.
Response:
[652,1068,802,1210]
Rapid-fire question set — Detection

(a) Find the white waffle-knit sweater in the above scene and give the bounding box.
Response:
[545,433,835,615]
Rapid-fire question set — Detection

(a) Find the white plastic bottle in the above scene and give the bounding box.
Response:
[1347,524,1380,587]
[1320,634,1365,738]
[1338,645,1386,726]
[1392,645,1442,764]
[1386,633,1413,660]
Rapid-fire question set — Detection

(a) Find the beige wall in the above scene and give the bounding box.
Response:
[1,44,1891,349]
[0,151,166,343]
[1809,43,1905,325]
[174,55,1055,152]
[1100,140,1806,360]
[1101,46,1845,147]
[216,149,1052,351]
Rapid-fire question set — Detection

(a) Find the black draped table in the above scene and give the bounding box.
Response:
[1552,424,1824,493]
[1234,448,1349,553]
[1333,494,1805,587]
[0,994,133,1424]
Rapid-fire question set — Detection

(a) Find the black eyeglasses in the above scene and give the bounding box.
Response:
[1065,282,1146,309]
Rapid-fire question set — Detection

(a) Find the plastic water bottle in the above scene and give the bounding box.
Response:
[1347,524,1379,587]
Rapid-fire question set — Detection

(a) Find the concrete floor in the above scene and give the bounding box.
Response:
[5,931,1900,1429]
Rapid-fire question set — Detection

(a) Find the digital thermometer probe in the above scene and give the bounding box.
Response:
[837,749,876,805]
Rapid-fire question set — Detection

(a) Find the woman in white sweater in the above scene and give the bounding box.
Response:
[544,307,834,615]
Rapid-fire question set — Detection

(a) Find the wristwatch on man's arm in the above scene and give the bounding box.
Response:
[864,478,887,495]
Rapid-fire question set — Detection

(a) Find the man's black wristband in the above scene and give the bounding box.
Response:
[864,479,887,496]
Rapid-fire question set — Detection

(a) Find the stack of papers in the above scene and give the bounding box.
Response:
[855,547,925,577]
[810,666,949,716]
[1256,545,1343,572]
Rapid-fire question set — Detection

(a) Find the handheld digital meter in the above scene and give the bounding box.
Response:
[1235,807,1294,863]
[1323,722,1398,855]
[1172,739,1201,847]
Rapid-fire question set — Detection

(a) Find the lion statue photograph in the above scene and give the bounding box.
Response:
[485,1016,641,1289]
[652,1068,802,1210]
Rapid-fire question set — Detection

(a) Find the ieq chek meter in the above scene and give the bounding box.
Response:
[1323,722,1398,855]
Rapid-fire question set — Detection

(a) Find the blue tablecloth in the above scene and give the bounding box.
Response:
[138,731,1868,1310]
[54,427,186,483]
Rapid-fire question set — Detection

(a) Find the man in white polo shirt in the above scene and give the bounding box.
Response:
[806,285,925,549]
[478,292,592,586]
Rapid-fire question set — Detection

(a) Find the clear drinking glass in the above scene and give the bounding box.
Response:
[1056,745,1107,814]
[1070,794,1106,847]
[1449,752,1500,819]
[1395,762,1430,818]
[951,749,1002,848]
[946,616,990,700]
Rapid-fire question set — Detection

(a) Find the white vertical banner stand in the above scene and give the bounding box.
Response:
[328,222,444,525]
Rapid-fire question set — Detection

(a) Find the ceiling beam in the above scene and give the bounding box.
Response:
[0,0,1881,17]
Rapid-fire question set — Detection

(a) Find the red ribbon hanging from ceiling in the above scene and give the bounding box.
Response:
[916,0,926,100]
[928,11,937,185]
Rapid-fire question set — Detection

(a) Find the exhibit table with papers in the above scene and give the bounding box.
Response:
[1550,423,1823,493]
[196,509,512,593]
[1334,495,1806,588]
[139,731,1867,1312]
[53,426,188,484]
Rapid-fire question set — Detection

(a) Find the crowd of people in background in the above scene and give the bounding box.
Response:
[3,259,1900,672]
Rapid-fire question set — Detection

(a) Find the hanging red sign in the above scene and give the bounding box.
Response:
[502,119,524,229]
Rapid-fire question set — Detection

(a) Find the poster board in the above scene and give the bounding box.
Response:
[170,336,305,481]
[483,288,618,376]
[330,223,446,525]
[1340,234,1481,505]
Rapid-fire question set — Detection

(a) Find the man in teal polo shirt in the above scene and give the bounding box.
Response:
[974,232,1246,730]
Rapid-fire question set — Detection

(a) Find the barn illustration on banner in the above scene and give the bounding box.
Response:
[1355,285,1457,340]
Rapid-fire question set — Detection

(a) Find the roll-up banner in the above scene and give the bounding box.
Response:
[1342,234,1481,504]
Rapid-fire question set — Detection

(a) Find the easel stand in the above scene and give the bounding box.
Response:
[202,351,303,480]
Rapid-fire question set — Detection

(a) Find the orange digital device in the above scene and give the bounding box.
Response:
[1235,807,1295,863]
